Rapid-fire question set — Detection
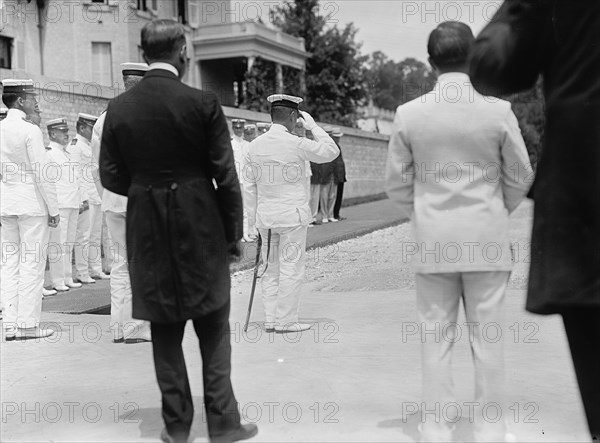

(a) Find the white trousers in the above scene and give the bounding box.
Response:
[241,184,256,238]
[48,208,78,286]
[310,184,320,220]
[102,215,113,273]
[416,271,509,442]
[258,225,308,327]
[105,211,150,340]
[319,181,337,220]
[74,203,103,279]
[1,215,48,328]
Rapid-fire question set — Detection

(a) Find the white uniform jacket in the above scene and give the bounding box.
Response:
[245,123,339,229]
[91,112,127,213]
[0,109,59,217]
[385,73,532,273]
[46,141,85,209]
[71,136,101,205]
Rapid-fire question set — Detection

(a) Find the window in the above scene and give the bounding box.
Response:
[91,42,113,86]
[137,0,147,11]
[177,0,187,24]
[0,36,13,69]
[151,0,158,10]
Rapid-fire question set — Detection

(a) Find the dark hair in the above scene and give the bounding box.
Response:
[141,19,186,61]
[428,21,475,70]
[2,92,25,108]
[271,106,295,123]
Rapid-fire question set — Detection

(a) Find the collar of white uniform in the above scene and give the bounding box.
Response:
[148,62,179,77]
[232,135,245,143]
[436,72,471,86]
[76,135,91,146]
[6,109,27,119]
[48,140,68,151]
[270,123,288,133]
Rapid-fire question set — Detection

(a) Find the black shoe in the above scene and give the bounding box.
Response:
[211,424,258,443]
[113,337,125,344]
[161,428,189,443]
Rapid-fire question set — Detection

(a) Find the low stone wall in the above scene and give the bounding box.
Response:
[1,70,391,203]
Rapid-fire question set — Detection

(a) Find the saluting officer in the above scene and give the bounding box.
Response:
[245,94,339,333]
[92,62,151,343]
[71,113,106,284]
[1,79,59,340]
[46,118,86,292]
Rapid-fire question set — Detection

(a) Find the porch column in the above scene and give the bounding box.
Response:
[275,63,283,94]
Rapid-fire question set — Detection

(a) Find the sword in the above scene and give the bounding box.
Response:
[243,233,262,332]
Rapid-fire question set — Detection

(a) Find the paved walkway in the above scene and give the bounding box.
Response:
[40,198,403,314]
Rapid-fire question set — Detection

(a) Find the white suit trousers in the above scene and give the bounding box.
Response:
[105,211,150,340]
[1,215,48,328]
[48,208,78,286]
[415,271,509,442]
[258,225,308,327]
[74,203,103,279]
[309,184,320,221]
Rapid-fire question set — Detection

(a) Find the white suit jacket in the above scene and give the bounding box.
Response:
[385,72,532,273]
[245,123,339,228]
[0,109,58,217]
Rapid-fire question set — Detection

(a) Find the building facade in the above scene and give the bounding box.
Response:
[0,0,307,106]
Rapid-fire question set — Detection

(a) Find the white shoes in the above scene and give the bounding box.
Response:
[328,217,339,222]
[65,280,82,289]
[91,272,110,280]
[6,327,56,341]
[321,218,329,224]
[275,322,313,334]
[78,276,96,284]
[54,284,70,292]
[42,288,57,297]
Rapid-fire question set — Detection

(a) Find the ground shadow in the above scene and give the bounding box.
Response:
[379,412,475,442]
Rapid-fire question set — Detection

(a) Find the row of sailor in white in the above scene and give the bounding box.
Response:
[71,113,108,283]
[45,117,87,291]
[1,79,58,339]
[244,94,339,333]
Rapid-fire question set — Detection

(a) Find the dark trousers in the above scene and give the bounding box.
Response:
[562,308,600,440]
[333,182,344,219]
[151,301,240,441]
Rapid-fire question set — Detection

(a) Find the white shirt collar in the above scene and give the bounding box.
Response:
[148,62,179,77]
[7,109,26,119]
[48,140,68,151]
[437,72,471,84]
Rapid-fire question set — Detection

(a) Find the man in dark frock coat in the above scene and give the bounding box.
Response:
[100,19,258,443]
[470,1,600,439]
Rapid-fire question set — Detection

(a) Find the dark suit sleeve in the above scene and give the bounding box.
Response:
[469,0,553,96]
[99,103,131,196]
[204,93,243,243]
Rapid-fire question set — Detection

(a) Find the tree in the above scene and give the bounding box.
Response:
[269,0,368,126]
[365,52,437,111]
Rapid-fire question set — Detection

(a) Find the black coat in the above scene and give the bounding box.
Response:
[100,69,243,323]
[470,0,600,314]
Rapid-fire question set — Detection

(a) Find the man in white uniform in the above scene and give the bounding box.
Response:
[385,22,531,442]
[46,118,85,292]
[231,119,256,242]
[1,79,59,340]
[245,94,339,334]
[72,113,105,284]
[92,62,151,344]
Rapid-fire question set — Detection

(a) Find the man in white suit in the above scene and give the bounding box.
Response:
[385,22,531,442]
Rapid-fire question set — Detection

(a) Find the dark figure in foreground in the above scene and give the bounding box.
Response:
[470,1,600,440]
[99,19,257,443]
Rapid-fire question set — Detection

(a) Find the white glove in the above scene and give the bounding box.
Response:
[299,110,317,130]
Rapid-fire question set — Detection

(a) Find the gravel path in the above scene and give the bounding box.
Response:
[232,200,534,293]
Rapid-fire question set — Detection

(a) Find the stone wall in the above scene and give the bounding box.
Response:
[1,70,390,202]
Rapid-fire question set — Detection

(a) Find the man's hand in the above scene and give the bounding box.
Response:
[79,200,89,214]
[299,111,317,131]
[227,240,242,264]
[48,213,60,228]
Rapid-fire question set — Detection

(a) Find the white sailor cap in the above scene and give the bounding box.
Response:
[47,117,69,131]
[120,62,149,76]
[256,122,271,133]
[232,119,246,128]
[77,113,98,125]
[0,107,8,117]
[267,94,303,110]
[1,79,37,95]
[326,126,344,137]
